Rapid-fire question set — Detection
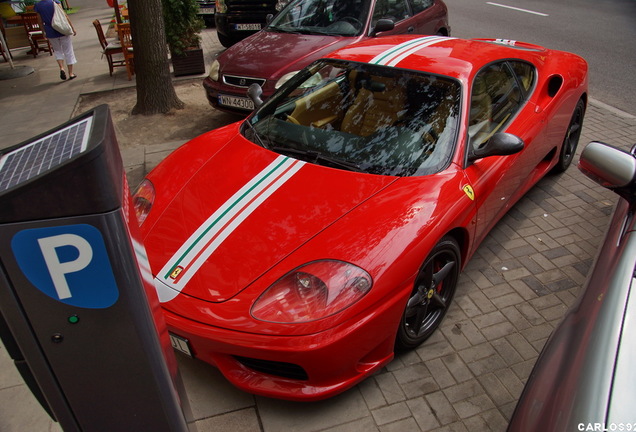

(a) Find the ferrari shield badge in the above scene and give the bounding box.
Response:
[170,266,184,280]
[463,185,475,201]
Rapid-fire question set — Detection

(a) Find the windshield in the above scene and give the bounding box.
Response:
[244,60,461,177]
[268,0,372,37]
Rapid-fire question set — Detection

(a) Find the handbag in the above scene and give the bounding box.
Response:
[51,2,73,36]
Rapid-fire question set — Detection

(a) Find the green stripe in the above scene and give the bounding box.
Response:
[164,156,290,279]
[371,37,433,64]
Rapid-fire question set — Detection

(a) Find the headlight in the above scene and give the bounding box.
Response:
[251,260,372,323]
[208,60,220,81]
[274,70,300,89]
[132,179,155,226]
[275,70,323,89]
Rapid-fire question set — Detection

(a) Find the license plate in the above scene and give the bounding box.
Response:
[235,23,261,31]
[219,94,255,110]
[198,7,215,14]
[169,333,192,357]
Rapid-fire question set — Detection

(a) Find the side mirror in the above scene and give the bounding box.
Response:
[266,13,274,24]
[467,132,524,162]
[247,83,263,108]
[372,19,394,36]
[578,141,636,198]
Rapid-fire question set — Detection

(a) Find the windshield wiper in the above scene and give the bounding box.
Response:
[270,146,362,172]
[267,25,306,35]
[243,121,269,149]
[302,29,345,36]
[268,25,327,35]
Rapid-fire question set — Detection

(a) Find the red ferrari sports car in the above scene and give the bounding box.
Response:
[134,35,588,401]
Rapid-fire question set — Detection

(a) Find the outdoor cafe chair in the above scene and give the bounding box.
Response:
[116,22,134,80]
[21,12,52,58]
[93,19,125,76]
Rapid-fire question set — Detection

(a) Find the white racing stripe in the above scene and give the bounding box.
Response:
[369,36,453,67]
[154,155,305,301]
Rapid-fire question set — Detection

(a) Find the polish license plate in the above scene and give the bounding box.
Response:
[235,23,261,31]
[219,94,255,110]
[169,333,192,357]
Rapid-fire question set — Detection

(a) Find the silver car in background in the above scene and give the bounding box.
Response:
[508,141,636,431]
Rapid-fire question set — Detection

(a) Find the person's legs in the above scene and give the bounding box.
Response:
[57,59,66,79]
[49,37,67,79]
[59,36,77,78]
[50,36,77,79]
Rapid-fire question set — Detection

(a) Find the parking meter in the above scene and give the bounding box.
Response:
[0,105,193,431]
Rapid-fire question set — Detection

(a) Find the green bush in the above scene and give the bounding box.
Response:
[162,0,205,56]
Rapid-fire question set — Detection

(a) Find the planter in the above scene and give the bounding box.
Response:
[172,47,205,77]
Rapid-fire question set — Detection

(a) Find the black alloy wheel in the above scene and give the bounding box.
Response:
[396,236,461,350]
[553,98,586,173]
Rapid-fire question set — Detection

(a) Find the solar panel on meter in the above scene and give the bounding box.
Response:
[0,117,93,192]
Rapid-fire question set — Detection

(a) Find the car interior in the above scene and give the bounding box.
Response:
[247,61,461,176]
[469,61,535,150]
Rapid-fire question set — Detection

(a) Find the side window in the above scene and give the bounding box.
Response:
[509,61,535,93]
[409,0,433,14]
[468,62,524,150]
[372,0,410,26]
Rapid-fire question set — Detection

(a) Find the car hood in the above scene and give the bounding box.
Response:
[145,137,396,303]
[219,30,359,81]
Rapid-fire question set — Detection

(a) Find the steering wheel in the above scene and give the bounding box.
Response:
[340,16,363,30]
[286,114,300,125]
[410,126,438,168]
[422,127,438,146]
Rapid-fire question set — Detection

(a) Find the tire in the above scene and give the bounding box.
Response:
[217,32,234,48]
[552,98,585,173]
[396,236,461,351]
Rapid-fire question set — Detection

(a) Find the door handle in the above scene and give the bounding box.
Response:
[407,26,415,33]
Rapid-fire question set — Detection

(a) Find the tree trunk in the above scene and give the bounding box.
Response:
[128,0,184,114]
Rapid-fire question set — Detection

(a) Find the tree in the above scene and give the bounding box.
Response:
[126,0,184,114]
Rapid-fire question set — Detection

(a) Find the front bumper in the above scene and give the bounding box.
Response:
[164,297,404,401]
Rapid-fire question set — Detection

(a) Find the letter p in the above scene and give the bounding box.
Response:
[38,234,93,300]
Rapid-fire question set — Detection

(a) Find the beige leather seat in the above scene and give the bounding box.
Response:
[341,76,406,137]
[468,74,493,149]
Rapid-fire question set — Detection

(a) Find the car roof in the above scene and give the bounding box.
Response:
[326,35,549,82]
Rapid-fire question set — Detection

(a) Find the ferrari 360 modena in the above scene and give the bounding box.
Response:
[134,35,588,401]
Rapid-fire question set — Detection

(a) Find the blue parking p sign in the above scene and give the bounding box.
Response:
[11,224,119,309]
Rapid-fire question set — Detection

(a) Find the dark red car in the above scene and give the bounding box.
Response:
[203,0,450,114]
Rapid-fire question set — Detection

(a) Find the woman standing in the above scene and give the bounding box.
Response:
[34,0,77,80]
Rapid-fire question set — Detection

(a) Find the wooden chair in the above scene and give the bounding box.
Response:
[117,22,134,80]
[0,19,13,62]
[93,19,125,76]
[21,12,52,57]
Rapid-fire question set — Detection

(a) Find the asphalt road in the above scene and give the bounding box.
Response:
[443,0,636,116]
